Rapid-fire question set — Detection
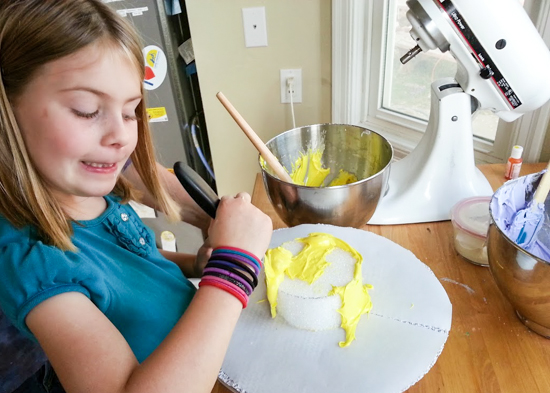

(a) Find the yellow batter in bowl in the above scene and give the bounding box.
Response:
[290,151,358,187]
[261,150,358,187]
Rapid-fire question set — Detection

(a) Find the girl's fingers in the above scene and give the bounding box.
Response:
[220,193,251,203]
[235,192,251,203]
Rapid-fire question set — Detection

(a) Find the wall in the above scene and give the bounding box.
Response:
[185,0,332,196]
[542,123,550,162]
[526,0,550,164]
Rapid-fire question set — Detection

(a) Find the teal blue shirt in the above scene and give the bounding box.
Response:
[0,195,196,363]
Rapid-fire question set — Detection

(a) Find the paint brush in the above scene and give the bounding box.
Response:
[511,161,550,248]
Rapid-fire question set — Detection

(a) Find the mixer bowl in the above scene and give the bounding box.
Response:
[488,173,550,338]
[259,124,393,228]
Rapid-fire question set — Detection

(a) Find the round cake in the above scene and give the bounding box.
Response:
[264,232,373,347]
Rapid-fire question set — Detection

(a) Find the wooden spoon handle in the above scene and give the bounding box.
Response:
[216,92,293,183]
[534,160,550,204]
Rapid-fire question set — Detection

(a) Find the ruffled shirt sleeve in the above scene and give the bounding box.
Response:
[0,197,195,362]
[0,227,91,338]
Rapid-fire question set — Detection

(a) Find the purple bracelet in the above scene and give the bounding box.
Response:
[206,260,258,288]
[203,267,253,295]
[212,248,262,270]
[209,255,260,276]
[211,252,260,275]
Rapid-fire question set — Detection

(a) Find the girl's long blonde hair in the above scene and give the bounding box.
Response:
[0,0,180,251]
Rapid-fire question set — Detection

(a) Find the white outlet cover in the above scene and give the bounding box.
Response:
[242,7,268,48]
[280,69,302,103]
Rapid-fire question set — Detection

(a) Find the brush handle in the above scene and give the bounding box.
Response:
[533,161,550,205]
[216,92,294,184]
[173,162,219,218]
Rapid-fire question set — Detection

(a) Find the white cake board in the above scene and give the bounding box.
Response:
[219,224,452,393]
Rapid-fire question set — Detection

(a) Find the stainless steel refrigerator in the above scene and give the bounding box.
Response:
[105,0,216,190]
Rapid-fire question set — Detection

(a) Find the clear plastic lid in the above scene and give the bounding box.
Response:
[450,197,492,239]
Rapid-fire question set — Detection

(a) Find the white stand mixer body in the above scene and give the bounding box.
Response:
[368,0,550,225]
[368,78,493,225]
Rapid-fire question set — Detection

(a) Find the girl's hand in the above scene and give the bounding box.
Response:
[208,192,273,259]
[193,237,212,276]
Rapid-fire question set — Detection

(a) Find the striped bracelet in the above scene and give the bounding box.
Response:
[202,267,253,296]
[212,247,262,269]
[199,247,262,308]
[199,277,248,308]
[204,261,258,289]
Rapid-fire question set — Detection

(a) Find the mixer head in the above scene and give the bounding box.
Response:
[399,0,550,121]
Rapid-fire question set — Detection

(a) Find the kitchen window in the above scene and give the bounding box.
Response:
[332,0,550,163]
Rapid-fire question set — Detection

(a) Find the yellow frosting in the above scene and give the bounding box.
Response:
[260,150,358,187]
[290,151,330,187]
[289,151,357,187]
[264,232,373,347]
[329,263,373,347]
[264,246,294,318]
[328,169,358,187]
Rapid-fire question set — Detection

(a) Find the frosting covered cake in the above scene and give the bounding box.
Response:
[264,232,372,347]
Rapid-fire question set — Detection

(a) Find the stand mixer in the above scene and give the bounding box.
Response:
[368,0,550,225]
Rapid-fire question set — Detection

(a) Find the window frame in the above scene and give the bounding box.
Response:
[332,0,550,162]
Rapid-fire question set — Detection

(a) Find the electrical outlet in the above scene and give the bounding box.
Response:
[242,7,268,48]
[280,69,302,103]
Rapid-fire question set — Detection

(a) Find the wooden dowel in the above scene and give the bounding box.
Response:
[216,92,294,183]
[534,160,550,204]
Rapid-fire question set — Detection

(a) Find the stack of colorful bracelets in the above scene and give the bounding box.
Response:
[199,246,262,308]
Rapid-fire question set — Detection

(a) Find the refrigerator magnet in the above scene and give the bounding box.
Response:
[142,45,167,91]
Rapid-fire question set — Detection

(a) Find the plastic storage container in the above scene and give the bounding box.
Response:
[450,197,492,266]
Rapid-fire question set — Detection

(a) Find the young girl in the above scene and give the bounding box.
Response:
[0,1,273,392]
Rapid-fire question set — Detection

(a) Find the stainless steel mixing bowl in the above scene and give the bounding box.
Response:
[488,174,550,338]
[259,124,393,228]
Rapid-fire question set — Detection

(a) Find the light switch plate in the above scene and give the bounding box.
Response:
[242,7,268,48]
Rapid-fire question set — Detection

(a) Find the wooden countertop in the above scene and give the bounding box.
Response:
[212,162,550,393]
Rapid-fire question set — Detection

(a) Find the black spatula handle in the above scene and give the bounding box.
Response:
[173,161,220,218]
